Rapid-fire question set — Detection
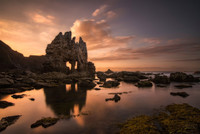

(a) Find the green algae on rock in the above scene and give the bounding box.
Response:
[119,103,200,134]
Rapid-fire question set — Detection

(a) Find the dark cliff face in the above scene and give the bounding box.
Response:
[0,40,25,71]
[0,40,45,72]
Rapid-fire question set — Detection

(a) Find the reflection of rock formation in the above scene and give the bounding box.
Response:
[44,31,95,77]
[43,83,87,116]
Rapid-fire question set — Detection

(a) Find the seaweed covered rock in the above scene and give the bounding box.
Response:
[120,115,160,134]
[119,103,200,134]
[103,80,120,88]
[153,75,170,84]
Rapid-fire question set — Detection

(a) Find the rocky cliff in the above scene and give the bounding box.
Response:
[0,31,95,77]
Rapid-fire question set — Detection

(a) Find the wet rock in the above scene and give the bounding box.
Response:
[19,87,34,91]
[94,88,101,90]
[0,101,14,108]
[136,81,152,87]
[105,94,121,102]
[170,92,189,98]
[194,71,200,74]
[123,76,140,83]
[115,77,123,81]
[96,72,106,81]
[103,80,120,88]
[34,82,58,88]
[31,117,59,128]
[87,62,96,78]
[108,91,131,95]
[0,115,21,132]
[170,72,199,82]
[153,75,170,84]
[156,84,167,87]
[119,71,147,79]
[174,84,192,88]
[97,81,103,84]
[11,94,26,99]
[79,80,96,89]
[22,78,36,85]
[29,98,35,101]
[105,69,114,74]
[0,88,21,94]
[0,78,14,88]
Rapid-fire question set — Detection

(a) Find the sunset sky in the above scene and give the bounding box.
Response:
[0,0,200,71]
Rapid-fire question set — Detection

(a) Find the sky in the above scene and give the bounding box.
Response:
[0,0,200,71]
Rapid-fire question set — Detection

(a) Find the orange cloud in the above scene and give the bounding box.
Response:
[29,13,55,25]
[106,11,117,19]
[0,18,63,56]
[71,19,135,50]
[92,5,108,17]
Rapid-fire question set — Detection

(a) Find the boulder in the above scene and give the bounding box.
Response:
[29,98,35,101]
[0,78,14,88]
[0,115,21,132]
[105,94,121,102]
[194,71,200,74]
[103,80,120,88]
[123,76,140,83]
[153,75,170,84]
[170,92,189,98]
[11,94,26,99]
[96,72,106,81]
[105,69,114,74]
[0,88,21,94]
[31,117,59,128]
[22,78,36,85]
[156,84,167,87]
[136,81,152,87]
[170,72,199,82]
[94,88,101,90]
[79,80,96,89]
[174,84,192,88]
[0,101,14,108]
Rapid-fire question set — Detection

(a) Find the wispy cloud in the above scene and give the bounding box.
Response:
[90,41,200,61]
[106,11,117,19]
[92,5,108,17]
[28,12,55,25]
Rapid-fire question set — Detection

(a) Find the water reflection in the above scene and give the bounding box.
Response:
[43,83,86,116]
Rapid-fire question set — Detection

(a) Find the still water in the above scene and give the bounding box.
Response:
[1,78,200,134]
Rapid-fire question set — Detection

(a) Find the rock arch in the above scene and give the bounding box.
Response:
[43,31,95,77]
